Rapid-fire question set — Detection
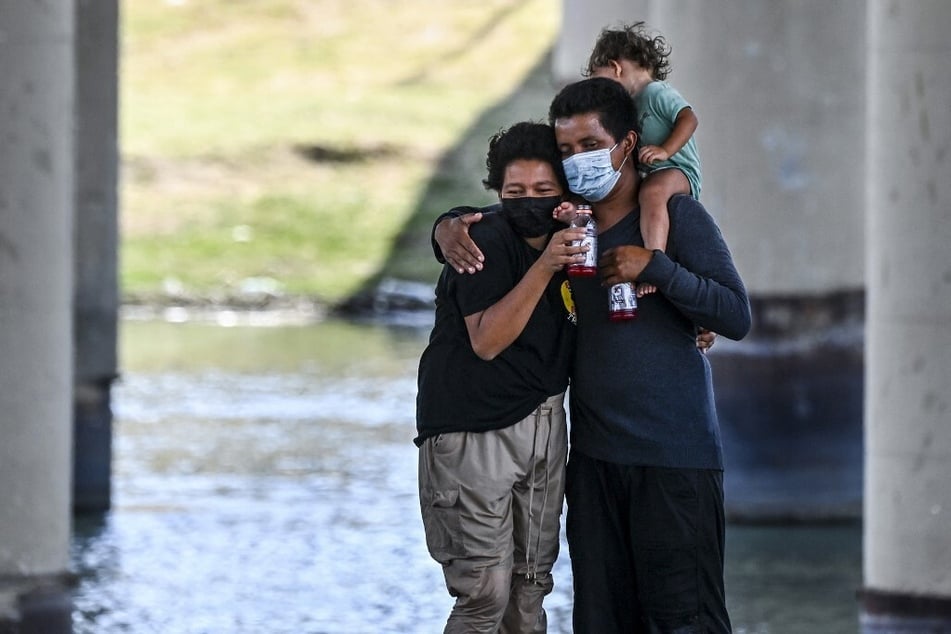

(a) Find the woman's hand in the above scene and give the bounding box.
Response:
[538,227,587,272]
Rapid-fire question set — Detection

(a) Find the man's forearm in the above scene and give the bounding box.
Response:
[431,206,480,262]
[640,250,751,341]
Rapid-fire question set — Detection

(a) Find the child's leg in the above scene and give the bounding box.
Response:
[637,168,692,296]
[639,168,691,251]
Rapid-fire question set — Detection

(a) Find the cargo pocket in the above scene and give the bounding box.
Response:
[642,470,701,625]
[644,545,700,625]
[420,485,464,563]
[431,431,464,457]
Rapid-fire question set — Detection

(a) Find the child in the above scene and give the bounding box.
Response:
[586,22,701,295]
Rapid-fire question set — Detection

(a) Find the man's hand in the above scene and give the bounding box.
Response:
[598,245,654,286]
[603,246,716,352]
[435,213,485,274]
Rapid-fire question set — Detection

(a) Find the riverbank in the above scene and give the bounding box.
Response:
[120,272,437,328]
[120,0,561,308]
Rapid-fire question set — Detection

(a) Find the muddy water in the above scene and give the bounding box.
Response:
[70,318,860,633]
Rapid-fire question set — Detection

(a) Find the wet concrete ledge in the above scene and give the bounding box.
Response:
[73,380,115,514]
[713,289,865,523]
[859,588,951,632]
[0,574,75,634]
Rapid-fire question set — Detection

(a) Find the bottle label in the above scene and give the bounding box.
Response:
[608,283,638,317]
[568,212,597,276]
[578,232,597,267]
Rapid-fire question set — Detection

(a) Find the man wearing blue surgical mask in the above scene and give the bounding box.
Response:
[560,139,631,203]
[551,87,638,230]
[547,77,749,633]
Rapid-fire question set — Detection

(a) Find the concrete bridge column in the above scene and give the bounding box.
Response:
[0,2,76,631]
[73,0,120,514]
[552,0,647,81]
[861,1,951,630]
[651,0,867,521]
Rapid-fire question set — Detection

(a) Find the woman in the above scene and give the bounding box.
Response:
[415,121,584,633]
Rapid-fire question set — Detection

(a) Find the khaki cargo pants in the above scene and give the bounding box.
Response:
[418,392,567,634]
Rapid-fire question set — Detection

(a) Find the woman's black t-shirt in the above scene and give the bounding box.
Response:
[415,211,575,446]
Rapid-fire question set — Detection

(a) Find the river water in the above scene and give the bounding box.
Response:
[70,317,862,633]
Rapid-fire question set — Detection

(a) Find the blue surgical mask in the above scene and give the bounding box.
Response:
[562,143,629,202]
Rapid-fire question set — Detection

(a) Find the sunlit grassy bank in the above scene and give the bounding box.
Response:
[121,0,561,307]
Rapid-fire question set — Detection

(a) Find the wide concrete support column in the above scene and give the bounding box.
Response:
[655,0,867,521]
[558,0,868,519]
[553,0,648,82]
[861,1,951,629]
[0,2,76,632]
[73,0,120,514]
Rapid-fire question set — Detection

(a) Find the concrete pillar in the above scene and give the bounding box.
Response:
[557,0,867,520]
[0,2,76,631]
[553,0,647,82]
[861,1,951,629]
[73,0,120,513]
[654,0,867,521]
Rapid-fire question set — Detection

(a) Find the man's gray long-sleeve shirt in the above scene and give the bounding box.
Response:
[568,195,751,470]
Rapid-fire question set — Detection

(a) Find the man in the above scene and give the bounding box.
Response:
[549,77,750,632]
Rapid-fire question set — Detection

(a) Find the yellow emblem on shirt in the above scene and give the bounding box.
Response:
[561,280,577,325]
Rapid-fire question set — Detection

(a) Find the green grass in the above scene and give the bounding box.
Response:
[121,0,561,305]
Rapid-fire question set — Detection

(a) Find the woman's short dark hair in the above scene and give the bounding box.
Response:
[548,77,637,144]
[483,121,568,193]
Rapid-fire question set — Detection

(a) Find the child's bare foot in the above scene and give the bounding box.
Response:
[636,282,657,297]
[553,201,579,225]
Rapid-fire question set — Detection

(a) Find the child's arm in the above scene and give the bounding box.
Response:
[638,107,698,165]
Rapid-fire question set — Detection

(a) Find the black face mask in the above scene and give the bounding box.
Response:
[500,195,562,238]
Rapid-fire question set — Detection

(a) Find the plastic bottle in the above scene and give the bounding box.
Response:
[608,282,638,321]
[566,204,597,277]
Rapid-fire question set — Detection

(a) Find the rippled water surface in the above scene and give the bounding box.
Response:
[70,318,861,633]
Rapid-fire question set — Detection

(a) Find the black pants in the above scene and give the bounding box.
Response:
[565,450,731,633]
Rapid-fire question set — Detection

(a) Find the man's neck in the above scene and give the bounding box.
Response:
[592,170,640,232]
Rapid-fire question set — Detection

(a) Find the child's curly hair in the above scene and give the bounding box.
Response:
[584,22,672,81]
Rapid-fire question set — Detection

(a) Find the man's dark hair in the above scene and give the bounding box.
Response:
[482,121,568,193]
[584,22,672,81]
[548,77,637,143]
